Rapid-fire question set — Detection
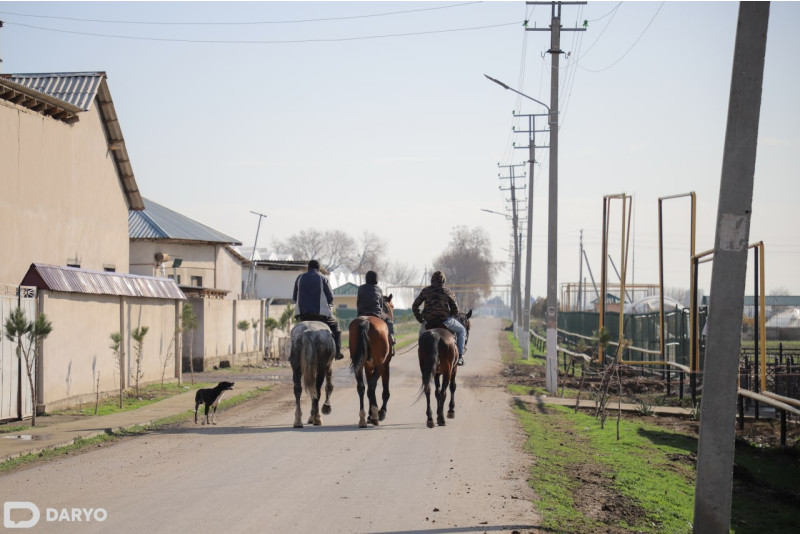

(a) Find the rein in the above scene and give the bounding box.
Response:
[394,341,419,355]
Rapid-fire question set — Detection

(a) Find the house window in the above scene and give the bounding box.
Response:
[66,258,80,268]
[191,276,203,287]
[103,265,116,272]
[168,274,181,284]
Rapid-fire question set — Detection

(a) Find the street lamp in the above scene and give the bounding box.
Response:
[485,73,557,392]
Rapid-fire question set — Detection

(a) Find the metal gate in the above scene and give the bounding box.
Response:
[0,285,37,421]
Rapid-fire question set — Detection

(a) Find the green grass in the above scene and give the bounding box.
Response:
[515,402,696,533]
[0,386,271,473]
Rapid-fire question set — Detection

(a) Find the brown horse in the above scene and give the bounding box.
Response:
[417,310,472,428]
[349,295,394,427]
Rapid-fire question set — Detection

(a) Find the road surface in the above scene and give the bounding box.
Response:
[1,317,539,533]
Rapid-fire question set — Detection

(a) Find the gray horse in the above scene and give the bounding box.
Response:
[290,321,336,427]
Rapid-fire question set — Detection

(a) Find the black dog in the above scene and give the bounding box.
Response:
[194,381,235,425]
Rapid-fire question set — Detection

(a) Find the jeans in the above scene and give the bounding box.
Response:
[442,317,467,357]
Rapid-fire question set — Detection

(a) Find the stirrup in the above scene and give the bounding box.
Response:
[457,356,464,366]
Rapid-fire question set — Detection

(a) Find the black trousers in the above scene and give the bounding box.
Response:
[297,314,342,351]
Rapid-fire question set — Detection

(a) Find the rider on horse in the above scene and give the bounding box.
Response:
[412,270,467,366]
[356,270,395,357]
[292,259,344,360]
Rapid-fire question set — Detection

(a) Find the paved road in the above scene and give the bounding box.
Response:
[1,317,539,533]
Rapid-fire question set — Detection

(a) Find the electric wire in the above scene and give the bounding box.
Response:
[0,2,483,25]
[578,2,665,73]
[3,19,521,44]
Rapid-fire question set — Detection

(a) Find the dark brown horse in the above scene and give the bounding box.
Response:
[349,295,394,427]
[417,310,472,428]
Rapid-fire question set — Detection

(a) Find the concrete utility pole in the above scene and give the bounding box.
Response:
[693,3,769,532]
[514,113,550,358]
[527,0,585,393]
[246,211,268,298]
[498,163,527,337]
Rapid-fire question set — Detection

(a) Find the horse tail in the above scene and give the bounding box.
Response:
[416,330,439,401]
[350,319,370,373]
[300,332,319,399]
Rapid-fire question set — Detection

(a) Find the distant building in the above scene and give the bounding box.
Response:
[129,197,243,299]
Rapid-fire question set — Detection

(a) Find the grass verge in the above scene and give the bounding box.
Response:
[0,386,271,473]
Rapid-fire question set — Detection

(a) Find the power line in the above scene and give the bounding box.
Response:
[0,2,483,26]
[578,2,665,73]
[4,19,520,44]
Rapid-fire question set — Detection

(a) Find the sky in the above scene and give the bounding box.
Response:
[1,1,798,302]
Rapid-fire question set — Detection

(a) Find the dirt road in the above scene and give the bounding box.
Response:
[2,317,539,533]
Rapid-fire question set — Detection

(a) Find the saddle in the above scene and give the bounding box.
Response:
[424,318,449,331]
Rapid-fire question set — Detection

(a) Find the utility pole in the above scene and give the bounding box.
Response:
[514,113,549,358]
[693,3,769,532]
[246,211,268,298]
[578,229,584,311]
[498,163,526,338]
[527,0,585,393]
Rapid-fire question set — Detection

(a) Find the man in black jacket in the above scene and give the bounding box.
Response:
[292,259,344,360]
[356,270,395,356]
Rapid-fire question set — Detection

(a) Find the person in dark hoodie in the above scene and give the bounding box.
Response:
[411,270,467,365]
[356,270,395,357]
[292,259,344,360]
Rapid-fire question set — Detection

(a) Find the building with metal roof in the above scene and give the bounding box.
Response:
[129,198,245,300]
[1,71,144,285]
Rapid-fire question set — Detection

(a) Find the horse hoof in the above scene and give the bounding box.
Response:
[369,418,379,426]
[378,410,386,422]
[359,420,368,428]
[322,404,331,415]
[294,423,303,428]
[313,418,322,426]
[447,411,455,419]
[427,420,435,429]
[437,419,446,426]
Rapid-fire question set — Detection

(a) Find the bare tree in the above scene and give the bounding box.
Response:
[434,226,497,310]
[384,261,418,287]
[349,231,386,274]
[181,304,199,385]
[131,326,149,398]
[274,229,327,262]
[110,332,124,408]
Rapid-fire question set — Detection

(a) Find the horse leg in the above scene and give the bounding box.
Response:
[310,368,325,426]
[355,368,367,428]
[378,364,390,422]
[434,373,446,426]
[367,369,381,426]
[292,367,303,428]
[321,364,333,415]
[424,382,434,428]
[447,371,457,419]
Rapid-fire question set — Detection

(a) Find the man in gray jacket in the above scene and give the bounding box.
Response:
[292,259,344,360]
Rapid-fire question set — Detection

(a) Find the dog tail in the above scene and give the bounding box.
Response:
[300,332,319,399]
[416,330,440,401]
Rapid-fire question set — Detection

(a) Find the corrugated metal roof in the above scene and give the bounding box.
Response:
[8,72,104,111]
[21,263,185,300]
[3,72,144,211]
[129,198,241,245]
